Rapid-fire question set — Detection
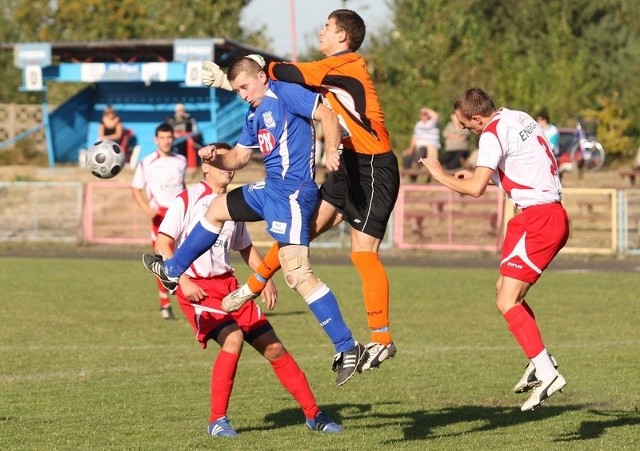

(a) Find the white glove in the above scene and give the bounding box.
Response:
[244,54,266,68]
[201,61,233,91]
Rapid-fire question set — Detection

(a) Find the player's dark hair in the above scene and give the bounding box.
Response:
[330,9,366,51]
[228,57,262,82]
[454,88,497,119]
[156,122,174,136]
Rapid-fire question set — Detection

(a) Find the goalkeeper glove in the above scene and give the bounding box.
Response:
[201,61,233,91]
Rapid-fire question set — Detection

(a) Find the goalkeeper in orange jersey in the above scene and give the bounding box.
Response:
[201,9,399,372]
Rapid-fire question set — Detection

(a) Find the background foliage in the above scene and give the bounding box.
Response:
[1,0,639,163]
[368,0,640,161]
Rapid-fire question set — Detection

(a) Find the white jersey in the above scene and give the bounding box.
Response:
[159,181,252,278]
[476,108,563,209]
[132,151,187,210]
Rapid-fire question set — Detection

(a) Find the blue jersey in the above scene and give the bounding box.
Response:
[237,80,319,184]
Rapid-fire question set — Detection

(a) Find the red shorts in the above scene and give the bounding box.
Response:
[500,203,569,284]
[176,274,272,349]
[151,207,168,244]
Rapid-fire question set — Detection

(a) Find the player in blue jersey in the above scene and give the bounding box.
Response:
[143,56,367,386]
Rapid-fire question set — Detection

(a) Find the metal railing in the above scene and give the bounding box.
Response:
[1,181,639,256]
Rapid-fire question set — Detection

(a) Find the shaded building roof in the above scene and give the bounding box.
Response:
[4,38,285,66]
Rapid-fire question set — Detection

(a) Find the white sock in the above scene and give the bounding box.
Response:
[532,349,558,381]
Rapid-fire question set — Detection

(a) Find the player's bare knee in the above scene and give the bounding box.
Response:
[262,341,286,362]
[278,245,322,297]
[218,326,244,353]
[496,296,518,314]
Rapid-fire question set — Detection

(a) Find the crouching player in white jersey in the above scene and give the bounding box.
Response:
[421,88,569,411]
[154,143,342,437]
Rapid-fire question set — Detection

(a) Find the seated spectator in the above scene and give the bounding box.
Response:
[167,103,198,135]
[98,105,124,143]
[166,103,202,166]
[403,107,440,182]
[440,113,470,170]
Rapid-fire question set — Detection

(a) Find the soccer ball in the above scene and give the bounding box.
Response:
[86,140,126,179]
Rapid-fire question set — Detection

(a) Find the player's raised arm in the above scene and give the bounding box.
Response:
[268,61,306,85]
[421,157,493,198]
[198,143,253,171]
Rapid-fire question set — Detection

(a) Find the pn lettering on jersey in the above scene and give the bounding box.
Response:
[258,129,275,155]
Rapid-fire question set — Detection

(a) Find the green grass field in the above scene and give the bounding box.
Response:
[1,256,639,450]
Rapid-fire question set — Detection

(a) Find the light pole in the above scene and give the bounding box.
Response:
[289,0,298,62]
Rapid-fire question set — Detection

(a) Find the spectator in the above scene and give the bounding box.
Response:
[403,107,440,181]
[132,123,187,320]
[98,105,124,143]
[167,103,198,135]
[536,110,560,156]
[167,103,201,166]
[440,113,471,170]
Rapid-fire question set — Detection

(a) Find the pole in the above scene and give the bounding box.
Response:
[289,0,297,62]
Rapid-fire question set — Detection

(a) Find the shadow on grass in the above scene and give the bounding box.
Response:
[244,403,640,444]
[553,409,640,442]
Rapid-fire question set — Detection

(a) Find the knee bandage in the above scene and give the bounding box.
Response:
[278,245,322,298]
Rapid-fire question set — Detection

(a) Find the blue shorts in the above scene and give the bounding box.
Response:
[238,179,320,246]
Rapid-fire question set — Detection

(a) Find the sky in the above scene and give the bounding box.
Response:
[240,0,391,59]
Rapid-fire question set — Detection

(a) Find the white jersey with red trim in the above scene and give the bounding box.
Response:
[159,181,252,278]
[475,108,563,209]
[131,151,187,210]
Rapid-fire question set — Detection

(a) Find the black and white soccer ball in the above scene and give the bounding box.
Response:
[86,140,126,179]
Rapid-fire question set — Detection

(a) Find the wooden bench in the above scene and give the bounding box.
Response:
[619,170,640,185]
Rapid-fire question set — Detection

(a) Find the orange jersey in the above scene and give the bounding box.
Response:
[268,52,391,155]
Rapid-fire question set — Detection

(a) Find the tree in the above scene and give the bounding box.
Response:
[368,0,640,162]
[0,0,271,103]
[11,0,268,45]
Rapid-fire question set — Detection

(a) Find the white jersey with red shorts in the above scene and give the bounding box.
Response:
[159,181,270,347]
[132,150,187,241]
[476,108,569,283]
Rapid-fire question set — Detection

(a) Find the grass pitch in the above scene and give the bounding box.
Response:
[0,256,639,450]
